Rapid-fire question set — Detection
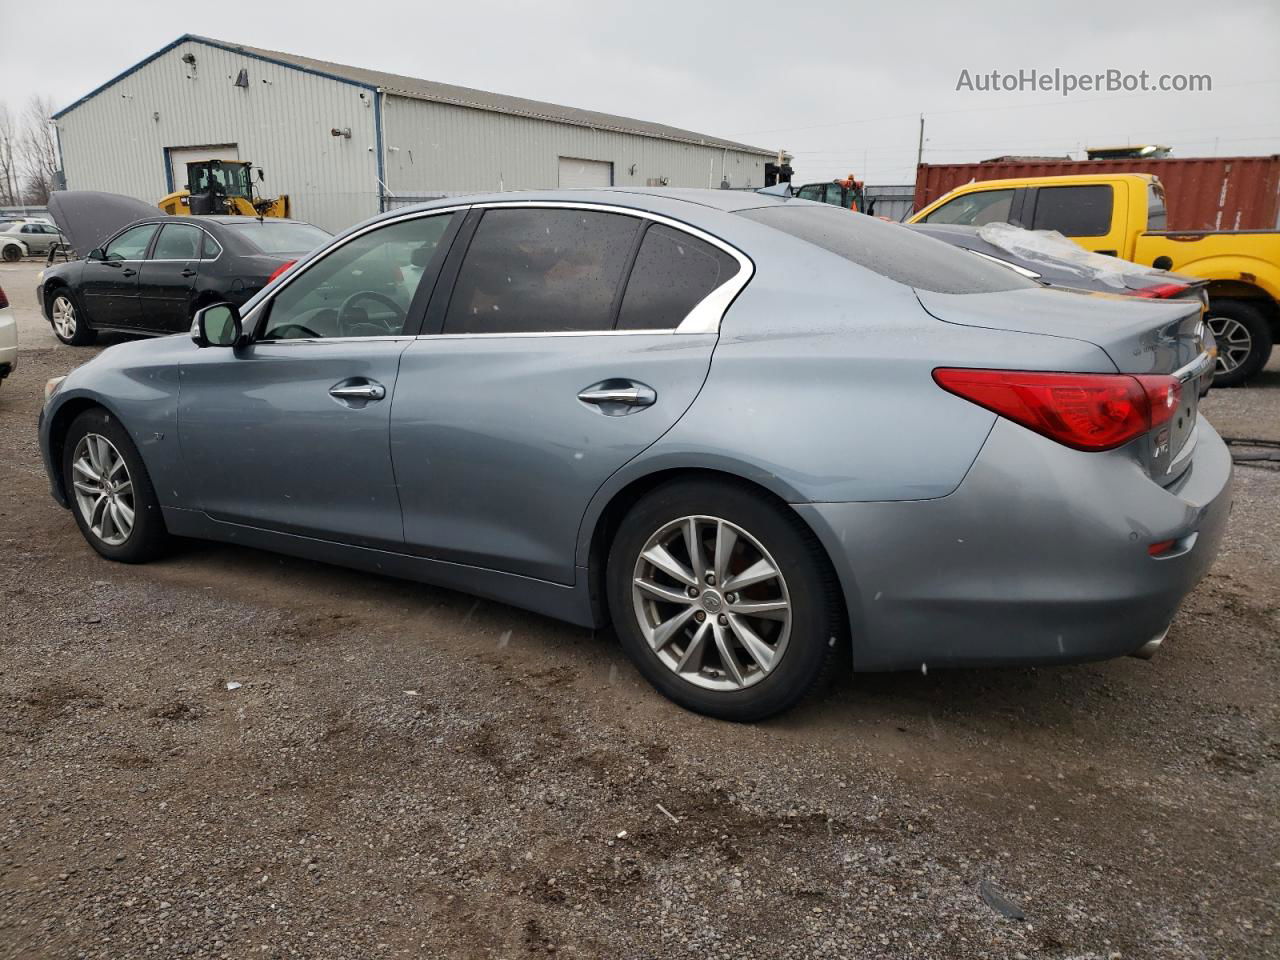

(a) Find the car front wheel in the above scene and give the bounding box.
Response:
[607,479,842,721]
[62,408,170,562]
[49,289,97,346]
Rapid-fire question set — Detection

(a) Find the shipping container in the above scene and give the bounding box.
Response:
[914,155,1280,231]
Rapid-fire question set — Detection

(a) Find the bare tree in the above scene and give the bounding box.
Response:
[18,95,60,205]
[0,104,18,206]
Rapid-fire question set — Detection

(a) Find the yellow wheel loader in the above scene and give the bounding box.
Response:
[158,159,291,218]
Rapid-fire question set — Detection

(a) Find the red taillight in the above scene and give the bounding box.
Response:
[933,368,1181,452]
[1148,539,1177,556]
[266,259,297,285]
[1130,282,1190,299]
[0,285,7,310]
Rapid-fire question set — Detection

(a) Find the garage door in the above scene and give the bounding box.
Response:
[557,157,613,189]
[167,144,239,192]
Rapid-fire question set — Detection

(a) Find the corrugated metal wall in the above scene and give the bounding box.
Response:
[914,156,1280,231]
[863,185,915,223]
[382,94,770,196]
[56,39,380,232]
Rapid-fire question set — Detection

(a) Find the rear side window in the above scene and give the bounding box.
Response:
[1031,185,1114,237]
[617,224,740,330]
[444,209,638,334]
[1147,182,1167,230]
[738,203,1037,294]
[151,222,202,260]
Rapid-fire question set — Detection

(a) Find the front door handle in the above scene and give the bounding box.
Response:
[122,268,137,277]
[578,380,657,414]
[329,380,386,404]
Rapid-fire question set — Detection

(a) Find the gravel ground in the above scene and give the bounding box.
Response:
[1,259,1277,959]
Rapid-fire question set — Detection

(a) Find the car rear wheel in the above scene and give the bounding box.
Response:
[62,408,170,563]
[49,289,97,346]
[1207,298,1271,387]
[607,479,841,721]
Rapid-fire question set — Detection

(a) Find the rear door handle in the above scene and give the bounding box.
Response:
[181,268,197,278]
[578,380,657,413]
[329,380,386,403]
[122,268,137,277]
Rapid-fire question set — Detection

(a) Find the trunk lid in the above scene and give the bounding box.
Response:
[917,286,1211,485]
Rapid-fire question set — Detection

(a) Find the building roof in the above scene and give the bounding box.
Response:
[56,34,777,158]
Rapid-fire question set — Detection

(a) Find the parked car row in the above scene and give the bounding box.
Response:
[38,188,1228,720]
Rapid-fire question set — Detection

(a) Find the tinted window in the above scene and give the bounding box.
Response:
[1147,182,1167,230]
[795,184,823,202]
[823,184,846,207]
[200,232,222,260]
[229,221,332,255]
[103,224,158,261]
[1031,185,1113,237]
[151,222,203,260]
[444,209,638,335]
[738,203,1037,294]
[21,224,38,234]
[261,215,453,340]
[921,189,1014,226]
[617,225,740,330]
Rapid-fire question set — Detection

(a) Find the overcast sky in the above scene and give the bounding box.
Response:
[2,0,1277,185]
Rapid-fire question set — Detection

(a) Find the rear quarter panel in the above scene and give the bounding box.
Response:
[1132,233,1280,302]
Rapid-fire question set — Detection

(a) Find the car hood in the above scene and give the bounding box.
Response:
[48,191,163,257]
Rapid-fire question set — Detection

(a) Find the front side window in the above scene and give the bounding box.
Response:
[921,189,1015,227]
[443,208,638,335]
[796,184,823,202]
[103,224,158,261]
[617,224,740,330]
[261,215,454,340]
[151,222,203,260]
[1030,185,1114,237]
[823,183,847,207]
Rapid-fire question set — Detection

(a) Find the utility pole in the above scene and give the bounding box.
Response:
[916,114,925,167]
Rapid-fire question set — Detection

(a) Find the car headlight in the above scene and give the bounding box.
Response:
[44,376,67,403]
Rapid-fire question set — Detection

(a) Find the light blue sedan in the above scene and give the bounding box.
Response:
[38,189,1230,720]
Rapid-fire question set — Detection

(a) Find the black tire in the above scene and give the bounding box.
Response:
[48,286,97,346]
[1207,298,1272,388]
[1,243,22,262]
[607,479,842,721]
[62,407,170,563]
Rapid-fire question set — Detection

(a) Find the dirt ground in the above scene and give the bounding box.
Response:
[1,258,1277,959]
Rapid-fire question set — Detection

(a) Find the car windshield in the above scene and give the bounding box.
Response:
[738,203,1038,294]
[226,221,332,255]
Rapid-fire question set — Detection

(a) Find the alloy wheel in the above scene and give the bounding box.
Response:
[631,515,792,692]
[71,433,135,546]
[52,296,77,340]
[1207,315,1252,376]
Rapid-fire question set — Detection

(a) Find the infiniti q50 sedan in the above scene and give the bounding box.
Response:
[37,189,1231,721]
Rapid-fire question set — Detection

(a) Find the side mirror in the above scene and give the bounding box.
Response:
[192,302,243,348]
[257,168,265,182]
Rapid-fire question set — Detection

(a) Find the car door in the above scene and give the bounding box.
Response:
[137,221,204,332]
[80,222,157,328]
[177,211,461,548]
[392,204,750,585]
[20,223,49,255]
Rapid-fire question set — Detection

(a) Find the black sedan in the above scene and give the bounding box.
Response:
[38,192,330,345]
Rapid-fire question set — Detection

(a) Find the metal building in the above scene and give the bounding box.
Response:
[53,35,778,232]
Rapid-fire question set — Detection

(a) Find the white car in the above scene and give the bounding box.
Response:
[0,284,15,387]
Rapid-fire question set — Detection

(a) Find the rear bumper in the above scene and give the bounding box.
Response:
[796,417,1233,671]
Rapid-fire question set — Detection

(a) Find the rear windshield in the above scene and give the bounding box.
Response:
[737,203,1038,294]
[227,221,331,255]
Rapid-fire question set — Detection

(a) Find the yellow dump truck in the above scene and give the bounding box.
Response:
[910,172,1280,385]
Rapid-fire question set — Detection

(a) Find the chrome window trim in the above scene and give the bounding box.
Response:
[966,249,1041,279]
[247,335,416,346]
[243,200,753,343]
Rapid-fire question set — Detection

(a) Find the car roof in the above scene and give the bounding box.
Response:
[383,187,789,221]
